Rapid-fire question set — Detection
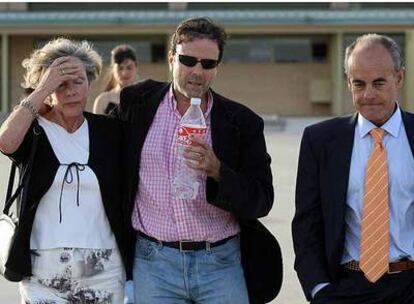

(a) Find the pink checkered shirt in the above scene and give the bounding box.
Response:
[132,87,240,242]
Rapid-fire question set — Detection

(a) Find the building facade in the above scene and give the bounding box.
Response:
[1,2,414,116]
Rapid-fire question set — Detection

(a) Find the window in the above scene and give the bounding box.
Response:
[151,43,167,63]
[274,39,311,63]
[34,38,167,64]
[223,36,328,63]
[312,42,328,62]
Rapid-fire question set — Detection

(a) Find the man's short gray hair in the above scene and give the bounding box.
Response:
[344,33,404,75]
[22,37,102,89]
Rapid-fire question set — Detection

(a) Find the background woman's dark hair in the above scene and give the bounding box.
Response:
[169,17,227,63]
[104,44,137,91]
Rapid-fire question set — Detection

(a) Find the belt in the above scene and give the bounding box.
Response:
[138,232,237,252]
[344,260,414,274]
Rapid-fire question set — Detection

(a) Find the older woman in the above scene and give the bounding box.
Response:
[0,38,132,303]
[93,44,138,115]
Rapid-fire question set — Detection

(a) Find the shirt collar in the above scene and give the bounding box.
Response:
[357,104,402,139]
[168,84,213,119]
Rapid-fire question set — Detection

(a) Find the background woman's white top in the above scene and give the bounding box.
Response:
[30,117,116,249]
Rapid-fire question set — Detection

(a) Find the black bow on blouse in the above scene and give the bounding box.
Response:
[59,162,86,223]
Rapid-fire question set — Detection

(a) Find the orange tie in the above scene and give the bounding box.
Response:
[360,128,389,283]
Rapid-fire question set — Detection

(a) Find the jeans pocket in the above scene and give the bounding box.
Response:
[209,241,241,266]
[135,239,156,261]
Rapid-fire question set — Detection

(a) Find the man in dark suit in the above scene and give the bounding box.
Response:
[292,33,414,304]
[115,17,282,303]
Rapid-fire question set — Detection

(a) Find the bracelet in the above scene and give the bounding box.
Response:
[19,98,39,119]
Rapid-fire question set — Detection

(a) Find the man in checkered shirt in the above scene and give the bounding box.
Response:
[116,17,280,304]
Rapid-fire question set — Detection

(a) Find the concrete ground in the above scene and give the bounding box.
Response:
[0,117,326,304]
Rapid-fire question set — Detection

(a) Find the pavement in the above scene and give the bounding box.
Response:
[0,116,328,304]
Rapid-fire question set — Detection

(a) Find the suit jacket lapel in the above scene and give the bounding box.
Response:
[210,91,240,166]
[210,93,224,155]
[402,110,414,156]
[324,114,356,230]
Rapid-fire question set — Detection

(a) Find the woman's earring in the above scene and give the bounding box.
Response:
[45,96,54,107]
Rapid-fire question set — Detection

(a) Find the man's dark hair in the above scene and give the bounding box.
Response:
[111,44,137,65]
[170,17,227,62]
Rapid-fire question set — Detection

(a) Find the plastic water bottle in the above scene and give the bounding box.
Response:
[172,97,207,199]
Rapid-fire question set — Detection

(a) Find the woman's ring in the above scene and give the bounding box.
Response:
[60,68,65,76]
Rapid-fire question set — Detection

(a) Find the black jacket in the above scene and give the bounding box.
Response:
[292,111,414,300]
[4,112,133,280]
[116,79,283,303]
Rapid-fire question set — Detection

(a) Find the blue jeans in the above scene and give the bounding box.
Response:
[124,280,135,303]
[133,235,249,304]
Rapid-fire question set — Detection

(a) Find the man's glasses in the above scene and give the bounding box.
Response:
[178,54,219,70]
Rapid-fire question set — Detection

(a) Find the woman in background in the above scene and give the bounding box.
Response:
[94,44,137,304]
[93,44,138,115]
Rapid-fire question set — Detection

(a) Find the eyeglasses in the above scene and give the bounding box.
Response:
[178,54,219,70]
